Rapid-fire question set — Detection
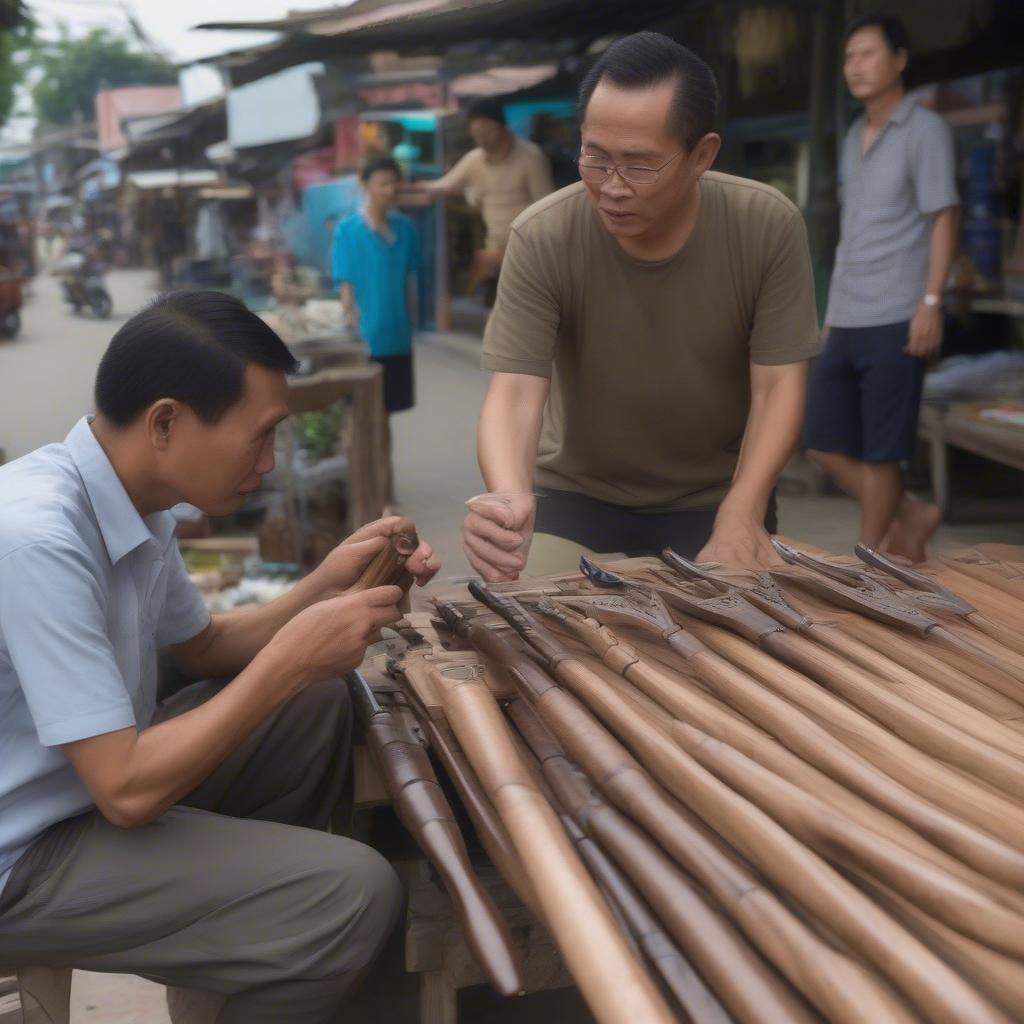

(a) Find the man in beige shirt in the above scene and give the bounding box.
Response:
[462,32,821,580]
[417,98,553,293]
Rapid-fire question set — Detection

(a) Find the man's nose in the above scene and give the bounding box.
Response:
[600,171,632,199]
[256,444,276,475]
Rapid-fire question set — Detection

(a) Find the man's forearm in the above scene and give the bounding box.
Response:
[924,206,960,299]
[340,282,357,324]
[721,364,808,518]
[65,644,301,827]
[177,575,322,679]
[477,374,547,492]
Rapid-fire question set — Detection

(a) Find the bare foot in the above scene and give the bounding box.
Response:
[885,500,941,563]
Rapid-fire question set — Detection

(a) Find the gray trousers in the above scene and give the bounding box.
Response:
[0,678,403,1023]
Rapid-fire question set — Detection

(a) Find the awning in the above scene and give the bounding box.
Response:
[448,63,558,98]
[195,0,689,86]
[126,169,220,190]
[123,97,226,146]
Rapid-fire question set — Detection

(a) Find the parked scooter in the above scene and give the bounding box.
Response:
[54,248,112,319]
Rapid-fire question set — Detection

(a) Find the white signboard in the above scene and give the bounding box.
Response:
[227,63,324,149]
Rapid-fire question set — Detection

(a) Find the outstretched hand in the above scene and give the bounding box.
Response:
[696,507,782,569]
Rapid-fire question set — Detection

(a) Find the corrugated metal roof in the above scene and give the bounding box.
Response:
[196,0,692,85]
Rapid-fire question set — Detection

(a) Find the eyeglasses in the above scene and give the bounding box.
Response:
[577,150,683,186]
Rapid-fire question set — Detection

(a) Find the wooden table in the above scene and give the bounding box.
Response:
[288,363,389,533]
[919,400,1024,517]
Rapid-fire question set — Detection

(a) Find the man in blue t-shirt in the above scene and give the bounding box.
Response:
[333,156,419,505]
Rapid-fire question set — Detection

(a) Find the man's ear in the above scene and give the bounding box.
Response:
[692,133,722,178]
[145,399,181,451]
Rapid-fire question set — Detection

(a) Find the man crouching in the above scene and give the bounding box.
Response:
[0,290,438,1022]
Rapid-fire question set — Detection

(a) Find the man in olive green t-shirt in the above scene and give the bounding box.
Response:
[463,32,820,580]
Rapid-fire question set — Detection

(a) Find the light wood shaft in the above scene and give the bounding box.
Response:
[433,669,677,1024]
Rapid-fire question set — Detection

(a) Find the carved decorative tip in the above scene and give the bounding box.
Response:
[660,546,692,573]
[770,537,800,564]
[394,530,419,556]
[579,556,625,589]
[432,600,465,632]
[467,580,515,618]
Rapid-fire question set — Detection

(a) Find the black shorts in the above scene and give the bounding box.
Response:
[533,487,778,559]
[375,353,415,413]
[803,321,925,464]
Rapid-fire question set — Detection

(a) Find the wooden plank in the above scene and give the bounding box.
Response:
[419,972,457,1024]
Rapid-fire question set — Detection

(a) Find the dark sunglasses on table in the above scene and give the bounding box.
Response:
[577,150,684,185]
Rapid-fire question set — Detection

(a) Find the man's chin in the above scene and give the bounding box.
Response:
[193,494,249,518]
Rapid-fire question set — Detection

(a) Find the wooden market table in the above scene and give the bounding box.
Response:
[288,361,389,533]
[919,400,1024,518]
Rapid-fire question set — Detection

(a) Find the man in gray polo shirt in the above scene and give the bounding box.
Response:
[805,11,960,562]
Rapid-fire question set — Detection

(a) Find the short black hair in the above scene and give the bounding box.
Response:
[94,290,299,427]
[845,10,911,56]
[360,154,402,182]
[578,32,718,151]
[466,97,506,125]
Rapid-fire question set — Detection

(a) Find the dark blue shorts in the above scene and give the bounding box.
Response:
[803,321,925,464]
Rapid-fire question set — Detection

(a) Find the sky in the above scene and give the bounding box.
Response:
[26,0,344,62]
[0,0,351,143]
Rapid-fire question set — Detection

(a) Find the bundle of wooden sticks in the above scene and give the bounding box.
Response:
[352,538,1024,1024]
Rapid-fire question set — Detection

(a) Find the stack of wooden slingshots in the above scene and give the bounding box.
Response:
[352,536,1024,1024]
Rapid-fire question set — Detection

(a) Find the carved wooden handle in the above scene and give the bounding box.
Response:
[353,529,419,594]
[349,677,525,996]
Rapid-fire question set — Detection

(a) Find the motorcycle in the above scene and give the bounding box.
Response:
[55,251,112,319]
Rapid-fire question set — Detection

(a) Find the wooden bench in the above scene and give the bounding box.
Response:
[919,400,1024,517]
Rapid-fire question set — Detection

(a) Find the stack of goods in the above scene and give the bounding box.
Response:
[352,536,1024,1023]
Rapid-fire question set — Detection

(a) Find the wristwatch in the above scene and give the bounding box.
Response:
[922,293,941,308]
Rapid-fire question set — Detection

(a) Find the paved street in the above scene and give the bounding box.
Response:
[0,269,155,462]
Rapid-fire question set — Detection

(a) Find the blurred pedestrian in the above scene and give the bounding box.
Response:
[805,11,960,562]
[333,155,419,508]
[411,98,553,298]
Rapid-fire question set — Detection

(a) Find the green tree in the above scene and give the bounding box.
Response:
[0,2,32,129]
[30,26,177,127]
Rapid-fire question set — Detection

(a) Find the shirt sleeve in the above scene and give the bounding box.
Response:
[749,209,822,365]
[910,115,960,216]
[527,149,554,204]
[157,541,210,648]
[481,225,560,378]
[0,541,135,746]
[331,222,353,287]
[429,150,475,195]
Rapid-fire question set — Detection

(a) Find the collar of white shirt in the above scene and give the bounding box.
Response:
[64,416,176,565]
